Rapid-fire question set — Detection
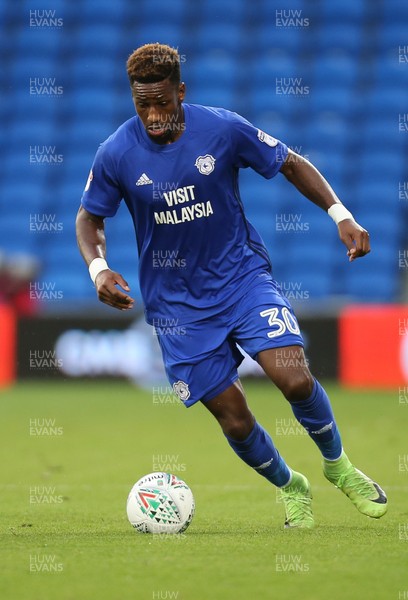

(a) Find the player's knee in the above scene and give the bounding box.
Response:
[220,414,254,441]
[281,370,314,403]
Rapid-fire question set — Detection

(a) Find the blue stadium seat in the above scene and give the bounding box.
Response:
[312,53,360,87]
[248,87,301,118]
[316,23,365,53]
[358,151,405,183]
[307,87,360,118]
[373,54,408,85]
[15,29,64,55]
[303,149,349,186]
[358,191,401,219]
[257,23,303,52]
[69,88,118,119]
[9,56,61,84]
[300,114,350,151]
[1,225,38,253]
[69,57,119,86]
[188,85,237,110]
[355,211,401,239]
[252,112,289,141]
[198,0,248,23]
[194,23,244,54]
[2,180,51,212]
[42,238,81,265]
[73,24,125,54]
[76,2,128,24]
[319,0,367,20]
[62,148,101,181]
[377,22,408,49]
[258,0,307,21]
[7,120,58,151]
[58,179,88,205]
[343,268,399,303]
[138,0,188,24]
[129,24,184,51]
[380,3,408,22]
[188,54,240,87]
[299,273,333,300]
[353,178,399,211]
[250,52,298,87]
[242,180,288,217]
[364,86,407,115]
[71,112,116,137]
[359,117,404,149]
[25,0,66,10]
[7,87,61,117]
[37,269,91,300]
[287,240,337,269]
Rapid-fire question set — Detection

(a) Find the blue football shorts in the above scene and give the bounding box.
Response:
[155,272,304,407]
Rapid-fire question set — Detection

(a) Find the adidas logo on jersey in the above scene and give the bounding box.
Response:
[136,173,153,186]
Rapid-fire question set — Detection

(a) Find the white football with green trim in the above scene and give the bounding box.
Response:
[126,472,195,534]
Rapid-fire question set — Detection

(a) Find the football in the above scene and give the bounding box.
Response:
[126,472,195,534]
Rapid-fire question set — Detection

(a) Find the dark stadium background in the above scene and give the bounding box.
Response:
[1,0,407,387]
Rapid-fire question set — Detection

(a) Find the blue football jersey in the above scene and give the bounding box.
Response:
[81,104,288,324]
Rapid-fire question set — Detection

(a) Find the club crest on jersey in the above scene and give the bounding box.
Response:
[173,380,190,402]
[257,129,279,147]
[194,154,216,175]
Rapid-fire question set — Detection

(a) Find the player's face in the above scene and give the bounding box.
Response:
[132,78,186,145]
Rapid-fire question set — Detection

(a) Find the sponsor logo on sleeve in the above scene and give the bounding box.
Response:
[84,169,93,192]
[257,129,279,147]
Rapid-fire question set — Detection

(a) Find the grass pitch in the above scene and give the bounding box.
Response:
[0,380,407,600]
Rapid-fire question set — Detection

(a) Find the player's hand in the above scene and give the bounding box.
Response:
[95,270,135,310]
[337,219,370,262]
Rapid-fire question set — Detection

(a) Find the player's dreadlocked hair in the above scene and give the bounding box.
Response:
[126,43,181,87]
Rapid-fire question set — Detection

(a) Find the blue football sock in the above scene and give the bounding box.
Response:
[290,378,342,460]
[226,421,291,487]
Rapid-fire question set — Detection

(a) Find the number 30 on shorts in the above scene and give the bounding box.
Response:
[259,307,300,338]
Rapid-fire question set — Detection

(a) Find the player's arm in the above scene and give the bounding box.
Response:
[279,149,370,262]
[75,206,134,310]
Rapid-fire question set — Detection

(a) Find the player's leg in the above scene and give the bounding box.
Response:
[201,379,314,528]
[156,316,313,528]
[201,378,290,485]
[258,346,388,518]
[257,346,343,461]
[257,346,387,519]
[232,275,387,519]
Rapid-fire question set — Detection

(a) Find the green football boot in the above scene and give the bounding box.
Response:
[280,471,314,529]
[323,452,387,519]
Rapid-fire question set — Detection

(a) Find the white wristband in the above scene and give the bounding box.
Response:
[328,204,354,225]
[89,257,109,284]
